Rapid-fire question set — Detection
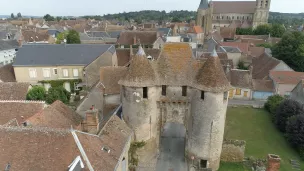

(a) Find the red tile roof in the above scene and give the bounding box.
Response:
[0,82,30,100]
[193,26,203,34]
[270,71,304,85]
[26,100,83,129]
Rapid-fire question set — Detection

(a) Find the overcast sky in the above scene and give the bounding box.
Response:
[1,0,303,16]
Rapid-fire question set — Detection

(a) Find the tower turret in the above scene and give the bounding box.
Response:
[186,49,230,170]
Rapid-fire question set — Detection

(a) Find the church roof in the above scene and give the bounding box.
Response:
[198,0,209,9]
[213,1,256,14]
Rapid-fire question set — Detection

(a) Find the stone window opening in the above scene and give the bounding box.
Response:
[201,91,205,100]
[143,87,148,99]
[224,92,228,100]
[235,89,241,95]
[162,85,167,96]
[200,159,207,168]
[182,86,187,96]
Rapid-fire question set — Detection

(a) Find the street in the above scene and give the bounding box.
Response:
[156,123,187,171]
[228,99,266,107]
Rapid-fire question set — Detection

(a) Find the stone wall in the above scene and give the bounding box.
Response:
[221,139,246,162]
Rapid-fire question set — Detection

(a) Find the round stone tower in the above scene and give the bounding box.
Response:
[118,47,159,142]
[186,49,231,171]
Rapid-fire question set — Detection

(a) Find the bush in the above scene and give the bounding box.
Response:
[46,87,71,104]
[275,99,304,132]
[26,86,46,100]
[264,95,284,116]
[286,115,304,150]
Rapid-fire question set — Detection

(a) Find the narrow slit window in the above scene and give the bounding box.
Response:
[143,87,148,99]
[224,92,228,100]
[182,86,187,96]
[162,85,167,96]
[201,91,205,100]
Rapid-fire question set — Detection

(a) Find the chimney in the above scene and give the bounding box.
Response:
[266,154,281,171]
[133,36,136,45]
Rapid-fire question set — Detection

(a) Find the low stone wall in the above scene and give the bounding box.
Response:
[221,139,246,162]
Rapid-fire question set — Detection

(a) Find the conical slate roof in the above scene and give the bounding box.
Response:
[199,0,209,9]
[118,52,156,87]
[193,49,230,92]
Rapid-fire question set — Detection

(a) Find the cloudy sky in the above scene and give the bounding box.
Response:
[1,0,303,16]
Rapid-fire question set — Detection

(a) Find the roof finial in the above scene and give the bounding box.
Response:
[136,45,146,56]
[211,47,218,57]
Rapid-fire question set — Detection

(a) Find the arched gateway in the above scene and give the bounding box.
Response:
[119,44,231,171]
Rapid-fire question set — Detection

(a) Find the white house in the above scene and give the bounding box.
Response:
[0,40,19,65]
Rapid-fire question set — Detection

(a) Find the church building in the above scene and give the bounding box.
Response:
[197,0,271,33]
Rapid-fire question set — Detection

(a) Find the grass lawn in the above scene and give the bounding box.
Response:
[223,106,304,171]
[218,162,250,171]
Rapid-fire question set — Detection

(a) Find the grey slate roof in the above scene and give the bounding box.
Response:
[199,0,209,9]
[157,28,171,36]
[13,44,115,66]
[221,46,241,53]
[0,40,19,51]
[107,31,121,38]
[47,29,61,37]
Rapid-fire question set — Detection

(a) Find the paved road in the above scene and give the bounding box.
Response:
[228,99,266,107]
[156,123,187,171]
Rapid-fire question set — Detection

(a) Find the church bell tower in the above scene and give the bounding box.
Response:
[197,0,212,34]
[253,0,271,27]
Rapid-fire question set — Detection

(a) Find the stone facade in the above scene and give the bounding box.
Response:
[220,140,246,162]
[197,0,271,34]
[119,44,231,171]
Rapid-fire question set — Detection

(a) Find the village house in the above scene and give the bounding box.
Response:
[228,69,253,100]
[0,64,16,82]
[0,39,19,65]
[13,44,117,91]
[270,71,304,97]
[117,31,165,49]
[291,80,304,104]
[0,114,132,171]
[252,79,274,100]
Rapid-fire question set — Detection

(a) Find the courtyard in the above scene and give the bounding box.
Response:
[219,107,304,171]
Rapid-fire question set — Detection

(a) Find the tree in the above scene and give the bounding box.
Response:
[237,61,248,70]
[271,24,285,38]
[55,31,68,44]
[257,43,272,48]
[236,28,254,35]
[43,14,55,21]
[254,24,272,35]
[172,16,182,22]
[46,87,71,104]
[11,13,15,19]
[275,99,304,132]
[264,95,284,116]
[26,86,46,101]
[286,114,304,150]
[56,16,62,22]
[272,31,304,72]
[66,30,81,44]
[17,12,22,18]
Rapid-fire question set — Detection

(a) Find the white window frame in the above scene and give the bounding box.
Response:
[42,68,51,78]
[53,68,58,75]
[63,69,69,77]
[29,68,37,78]
[73,69,79,77]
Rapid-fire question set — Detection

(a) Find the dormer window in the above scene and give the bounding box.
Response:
[102,146,111,153]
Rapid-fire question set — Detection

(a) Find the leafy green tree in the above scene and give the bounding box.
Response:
[56,16,62,21]
[271,24,285,37]
[236,28,254,35]
[275,99,304,132]
[237,61,248,70]
[43,14,55,21]
[55,31,68,44]
[272,31,304,72]
[67,30,81,44]
[172,16,182,22]
[264,95,284,117]
[257,43,272,48]
[254,24,272,35]
[10,13,14,19]
[46,87,71,104]
[286,115,304,152]
[26,86,46,101]
[17,12,22,18]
